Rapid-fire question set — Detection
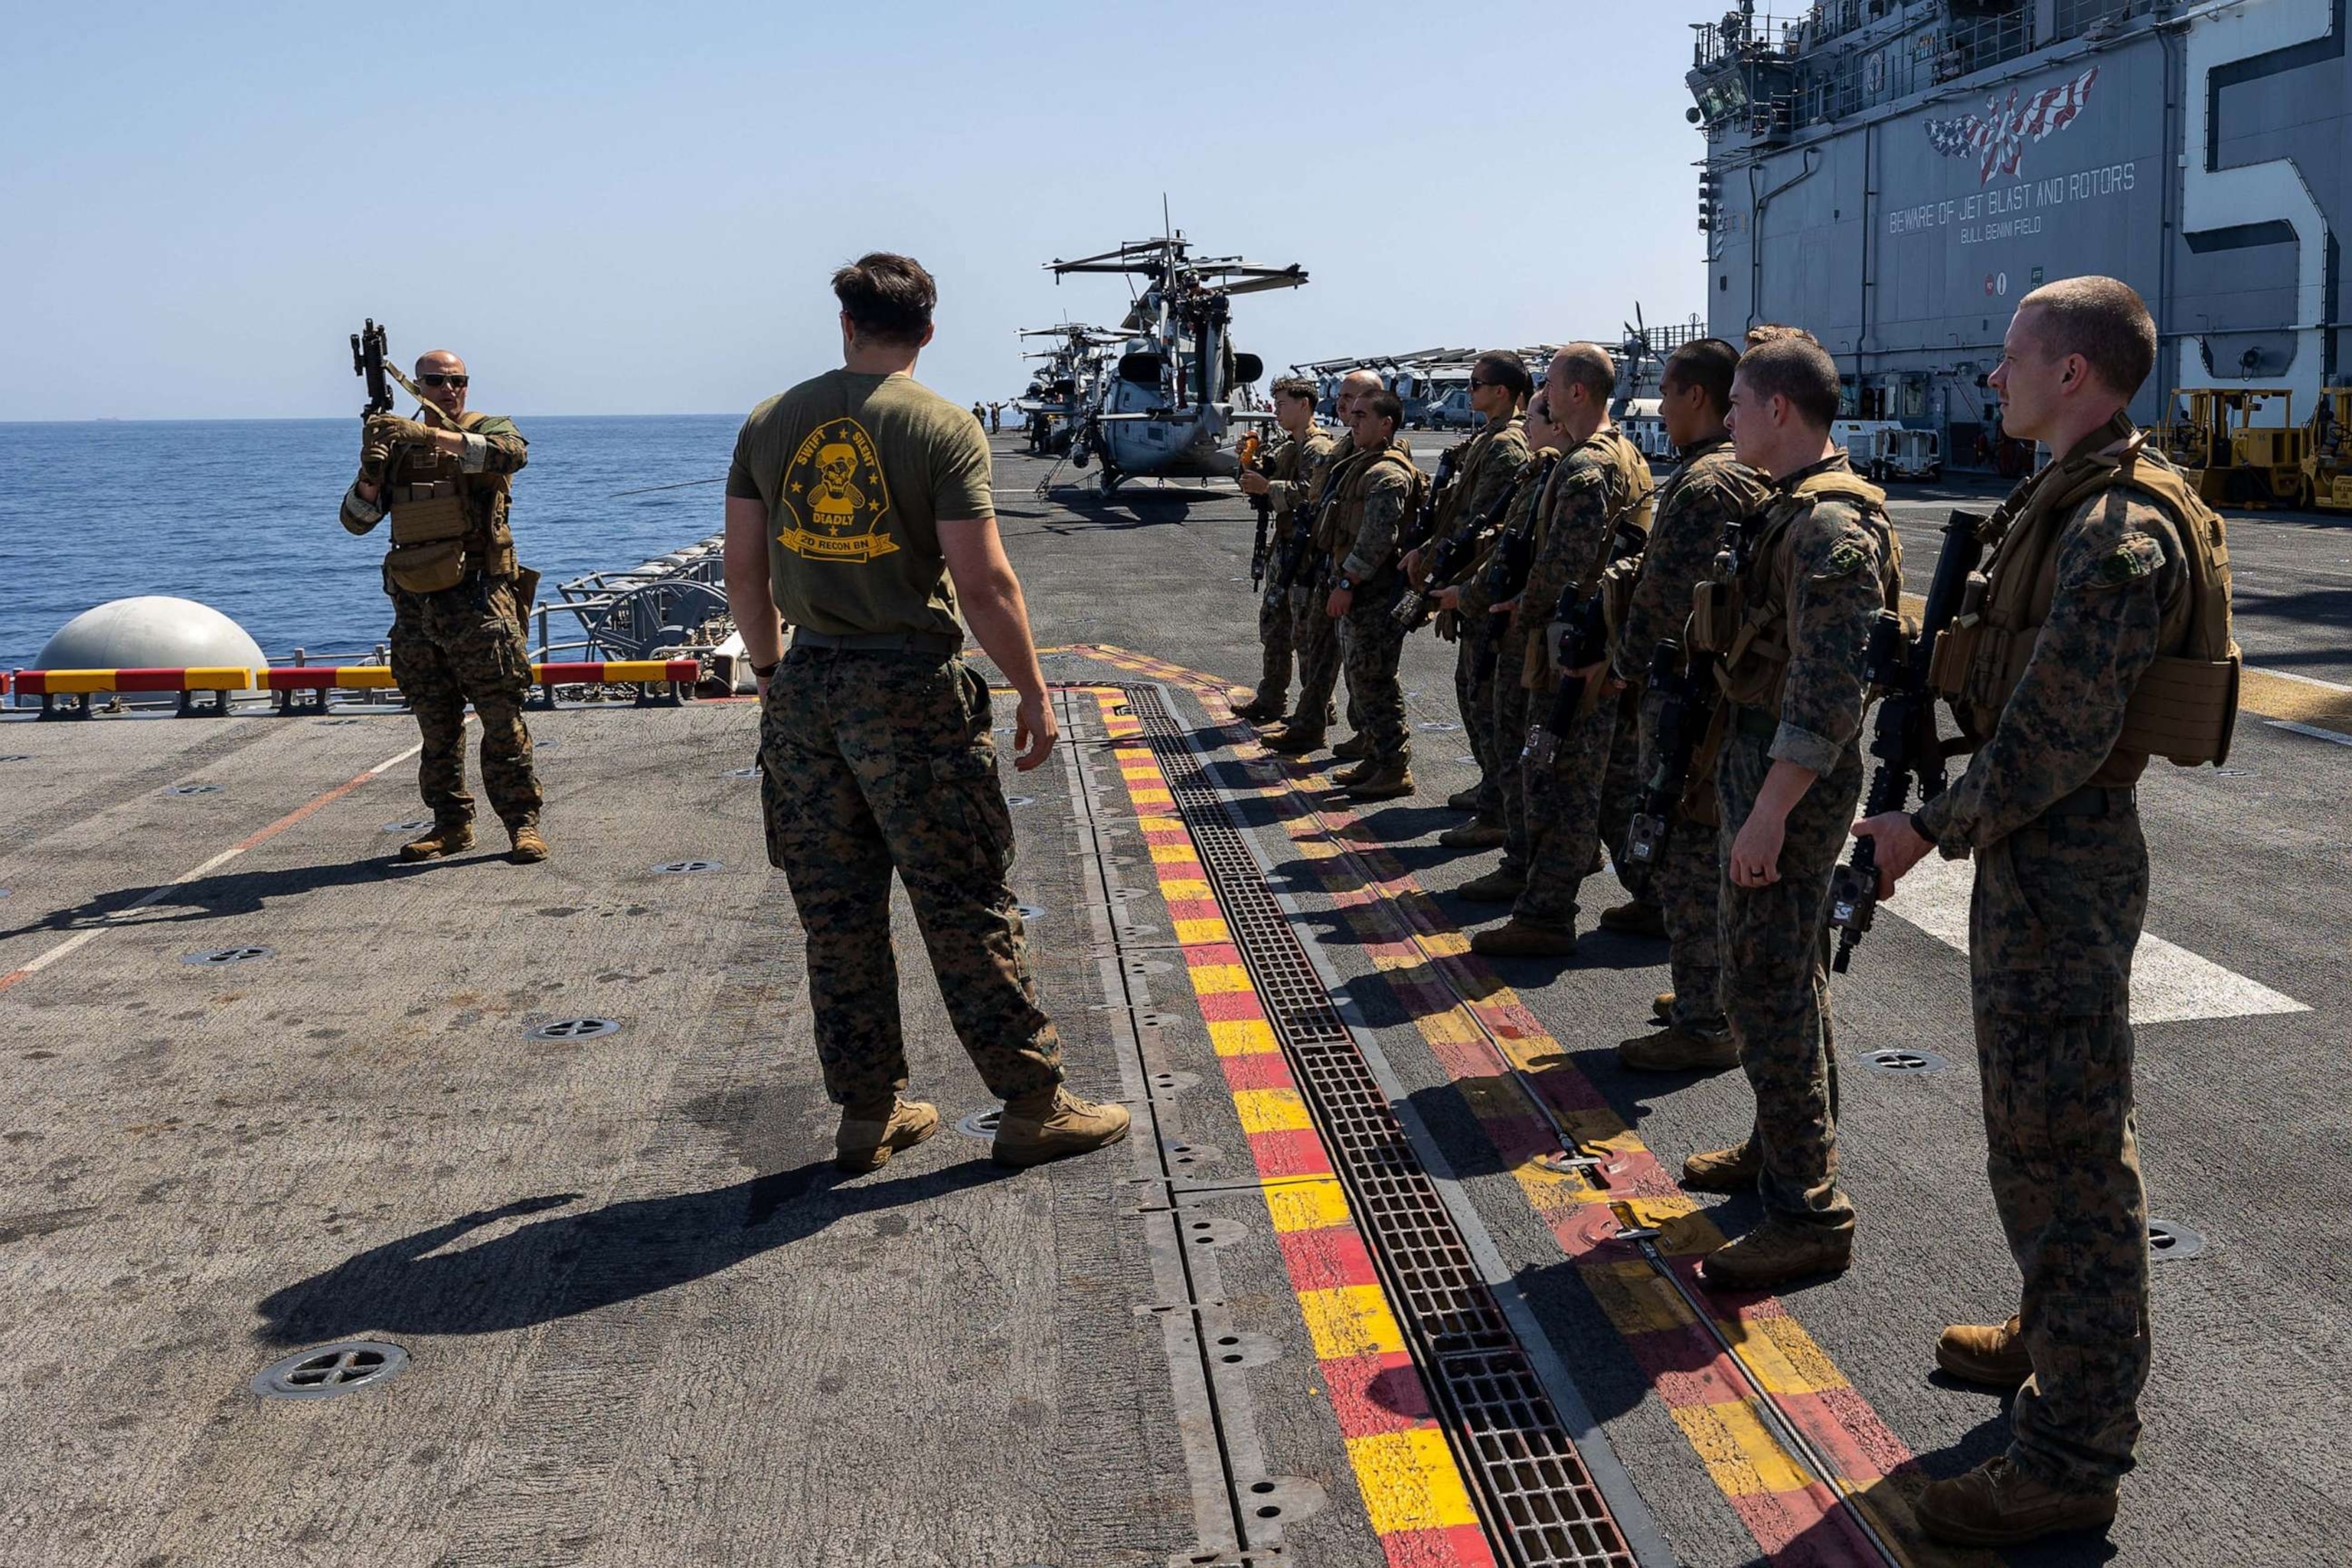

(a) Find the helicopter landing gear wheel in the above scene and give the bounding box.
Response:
[1098,469,1122,498]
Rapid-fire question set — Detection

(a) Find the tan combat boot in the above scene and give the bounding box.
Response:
[1331,756,1379,788]
[1343,760,1415,801]
[1445,786,1483,812]
[1653,991,1675,1021]
[1597,899,1667,939]
[1331,732,1372,760]
[1937,1315,2032,1388]
[1456,866,1527,902]
[1471,918,1576,958]
[1697,1217,1852,1290]
[1231,696,1282,724]
[1617,1024,1738,1073]
[835,1097,941,1174]
[1681,1140,1761,1193]
[1916,1457,2118,1547]
[399,821,475,862]
[509,822,550,864]
[992,1086,1132,1168]
[1437,818,1507,850]
[1263,724,1327,756]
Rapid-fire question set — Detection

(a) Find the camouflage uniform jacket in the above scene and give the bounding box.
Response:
[1513,426,1645,688]
[341,413,531,578]
[1437,412,1531,537]
[1726,451,1901,777]
[1459,445,1558,622]
[1914,430,2194,856]
[1334,439,1419,586]
[1612,435,1766,681]
[1266,426,1338,521]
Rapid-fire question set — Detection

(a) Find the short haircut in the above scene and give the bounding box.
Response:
[2018,275,2158,398]
[1362,389,1404,428]
[1473,349,1532,403]
[1549,343,1616,407]
[1661,338,1740,417]
[832,252,936,346]
[1736,335,1841,429]
[1743,322,1818,349]
[1270,374,1317,405]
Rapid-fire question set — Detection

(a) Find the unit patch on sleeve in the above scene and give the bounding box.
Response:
[782,419,897,562]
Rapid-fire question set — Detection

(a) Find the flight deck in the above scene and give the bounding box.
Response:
[2,438,2347,1567]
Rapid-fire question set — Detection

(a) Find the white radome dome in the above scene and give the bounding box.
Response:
[33,596,266,684]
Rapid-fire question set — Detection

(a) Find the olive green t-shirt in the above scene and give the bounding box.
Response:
[725,368,992,639]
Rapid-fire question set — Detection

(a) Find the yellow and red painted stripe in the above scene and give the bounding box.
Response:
[1063,647,1982,1568]
[1091,689,1497,1568]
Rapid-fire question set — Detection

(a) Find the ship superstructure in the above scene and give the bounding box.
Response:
[1689,0,2347,466]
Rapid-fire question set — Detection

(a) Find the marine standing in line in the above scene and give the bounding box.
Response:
[1233,376,1336,726]
[721,252,1129,1174]
[1404,350,1530,835]
[1321,388,1423,802]
[339,351,547,865]
[1465,343,1655,958]
[1684,328,1901,1290]
[1852,278,2236,1547]
[1267,368,1383,759]
[1612,338,1769,1070]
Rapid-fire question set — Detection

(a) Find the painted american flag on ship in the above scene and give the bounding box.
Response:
[1925,64,2099,185]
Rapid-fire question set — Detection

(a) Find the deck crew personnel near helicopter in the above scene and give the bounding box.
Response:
[339,351,547,865]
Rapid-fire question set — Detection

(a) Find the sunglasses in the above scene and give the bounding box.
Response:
[420,373,469,389]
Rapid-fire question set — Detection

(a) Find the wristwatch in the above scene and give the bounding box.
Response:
[1337,576,1358,593]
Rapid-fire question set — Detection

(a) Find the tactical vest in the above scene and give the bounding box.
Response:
[1271,431,1325,524]
[1692,466,1903,716]
[1324,441,1426,567]
[1926,430,2239,776]
[1434,415,1523,535]
[1586,429,1660,635]
[384,413,518,595]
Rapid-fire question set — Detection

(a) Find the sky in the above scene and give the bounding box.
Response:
[0,1,1720,421]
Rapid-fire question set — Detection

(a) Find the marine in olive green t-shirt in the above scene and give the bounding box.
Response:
[724,368,995,639]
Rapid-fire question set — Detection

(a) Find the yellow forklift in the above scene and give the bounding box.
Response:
[2305,387,2352,513]
[2154,387,2311,508]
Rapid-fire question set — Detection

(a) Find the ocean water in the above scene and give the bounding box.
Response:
[0,416,743,671]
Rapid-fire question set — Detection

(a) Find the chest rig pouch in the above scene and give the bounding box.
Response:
[1927,433,2239,769]
[1695,469,1893,713]
[381,415,518,596]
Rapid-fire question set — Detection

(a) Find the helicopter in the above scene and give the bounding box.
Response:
[1043,220,1307,496]
[1013,323,1124,456]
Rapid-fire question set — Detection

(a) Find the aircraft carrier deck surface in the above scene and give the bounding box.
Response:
[3,436,2348,1568]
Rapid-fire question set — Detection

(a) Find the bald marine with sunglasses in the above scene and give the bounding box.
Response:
[340,349,547,865]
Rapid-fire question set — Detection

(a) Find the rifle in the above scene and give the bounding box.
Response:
[1470,453,1557,681]
[1393,459,1537,632]
[352,320,393,416]
[1522,514,1647,767]
[1827,509,1988,972]
[1275,444,1356,603]
[1240,432,1274,589]
[1622,638,1709,873]
[351,317,468,430]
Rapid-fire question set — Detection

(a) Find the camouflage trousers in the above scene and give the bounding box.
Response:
[1716,719,1859,1233]
[1513,678,1620,931]
[1336,578,1411,763]
[1253,573,1298,714]
[1636,686,1725,1033]
[1597,689,1642,893]
[759,650,1063,1112]
[1971,802,2151,1491]
[1454,630,1501,816]
[1289,586,1344,736]
[1491,627,1536,873]
[387,580,541,831]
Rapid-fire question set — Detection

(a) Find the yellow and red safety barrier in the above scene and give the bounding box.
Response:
[8,666,250,720]
[7,658,703,720]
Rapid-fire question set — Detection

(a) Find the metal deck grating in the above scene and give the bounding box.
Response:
[1123,685,1635,1568]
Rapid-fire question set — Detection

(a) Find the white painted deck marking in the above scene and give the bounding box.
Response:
[0,739,423,997]
[1881,850,2308,1024]
[2267,719,2352,747]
